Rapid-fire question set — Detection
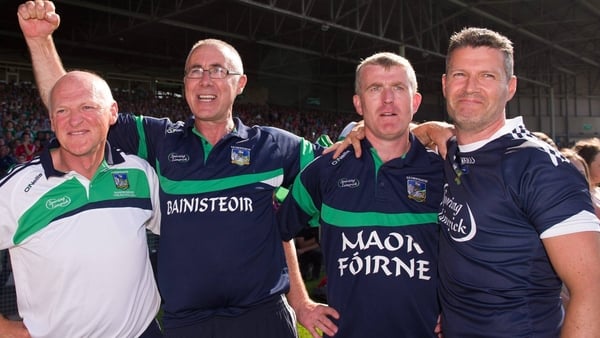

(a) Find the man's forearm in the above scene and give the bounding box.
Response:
[25,35,65,108]
[561,292,600,337]
[283,240,310,308]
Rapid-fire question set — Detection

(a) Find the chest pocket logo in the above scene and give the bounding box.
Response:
[338,178,359,188]
[46,196,71,210]
[168,153,190,163]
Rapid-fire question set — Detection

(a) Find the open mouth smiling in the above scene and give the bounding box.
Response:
[197,94,216,101]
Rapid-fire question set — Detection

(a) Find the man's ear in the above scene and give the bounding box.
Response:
[441,74,447,98]
[109,101,119,125]
[237,74,248,95]
[412,92,422,117]
[353,95,364,117]
[507,75,517,101]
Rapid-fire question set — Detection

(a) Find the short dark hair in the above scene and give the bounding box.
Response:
[446,27,514,79]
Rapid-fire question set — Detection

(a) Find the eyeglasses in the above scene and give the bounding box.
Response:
[184,66,241,79]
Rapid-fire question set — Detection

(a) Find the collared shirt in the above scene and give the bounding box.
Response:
[108,114,322,329]
[439,117,600,337]
[279,134,444,338]
[0,140,161,338]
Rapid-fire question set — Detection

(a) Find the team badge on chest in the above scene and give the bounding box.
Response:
[231,146,251,166]
[407,176,427,202]
[112,172,130,190]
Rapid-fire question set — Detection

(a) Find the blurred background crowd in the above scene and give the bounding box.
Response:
[0,81,356,178]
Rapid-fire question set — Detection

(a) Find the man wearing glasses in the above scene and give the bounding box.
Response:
[17,1,339,338]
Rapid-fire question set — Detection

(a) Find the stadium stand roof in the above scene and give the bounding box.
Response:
[1,0,599,99]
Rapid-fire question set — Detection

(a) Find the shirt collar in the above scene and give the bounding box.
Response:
[458,116,524,152]
[40,138,125,178]
[363,132,435,168]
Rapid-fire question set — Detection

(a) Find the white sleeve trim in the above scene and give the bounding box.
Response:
[540,210,600,239]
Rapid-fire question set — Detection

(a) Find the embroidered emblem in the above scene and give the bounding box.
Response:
[231,146,251,166]
[45,196,71,210]
[112,172,130,190]
[168,153,190,163]
[338,178,360,188]
[407,176,427,202]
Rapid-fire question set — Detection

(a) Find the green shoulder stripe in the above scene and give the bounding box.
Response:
[299,138,316,170]
[135,115,149,159]
[291,179,321,227]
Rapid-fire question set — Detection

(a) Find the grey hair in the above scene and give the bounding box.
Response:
[355,52,418,94]
[185,39,244,75]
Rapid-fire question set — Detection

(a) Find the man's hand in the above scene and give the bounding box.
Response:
[17,0,66,108]
[411,121,455,158]
[17,0,60,39]
[435,314,443,338]
[325,120,456,159]
[324,120,365,159]
[294,298,340,338]
[0,315,31,338]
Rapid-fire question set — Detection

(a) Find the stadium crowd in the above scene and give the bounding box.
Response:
[0,80,355,177]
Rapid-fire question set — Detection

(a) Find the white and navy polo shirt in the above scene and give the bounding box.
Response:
[0,140,161,338]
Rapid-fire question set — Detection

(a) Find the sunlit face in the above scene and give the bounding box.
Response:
[184,44,247,124]
[442,46,516,135]
[49,72,117,160]
[353,64,421,142]
[588,153,600,186]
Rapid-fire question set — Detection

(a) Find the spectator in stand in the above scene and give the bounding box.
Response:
[532,131,557,149]
[573,138,600,218]
[561,147,594,185]
[15,126,34,141]
[3,134,15,154]
[0,78,355,145]
[32,138,43,157]
[10,138,21,157]
[14,133,37,162]
[3,121,16,139]
[34,131,51,155]
[0,144,17,177]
